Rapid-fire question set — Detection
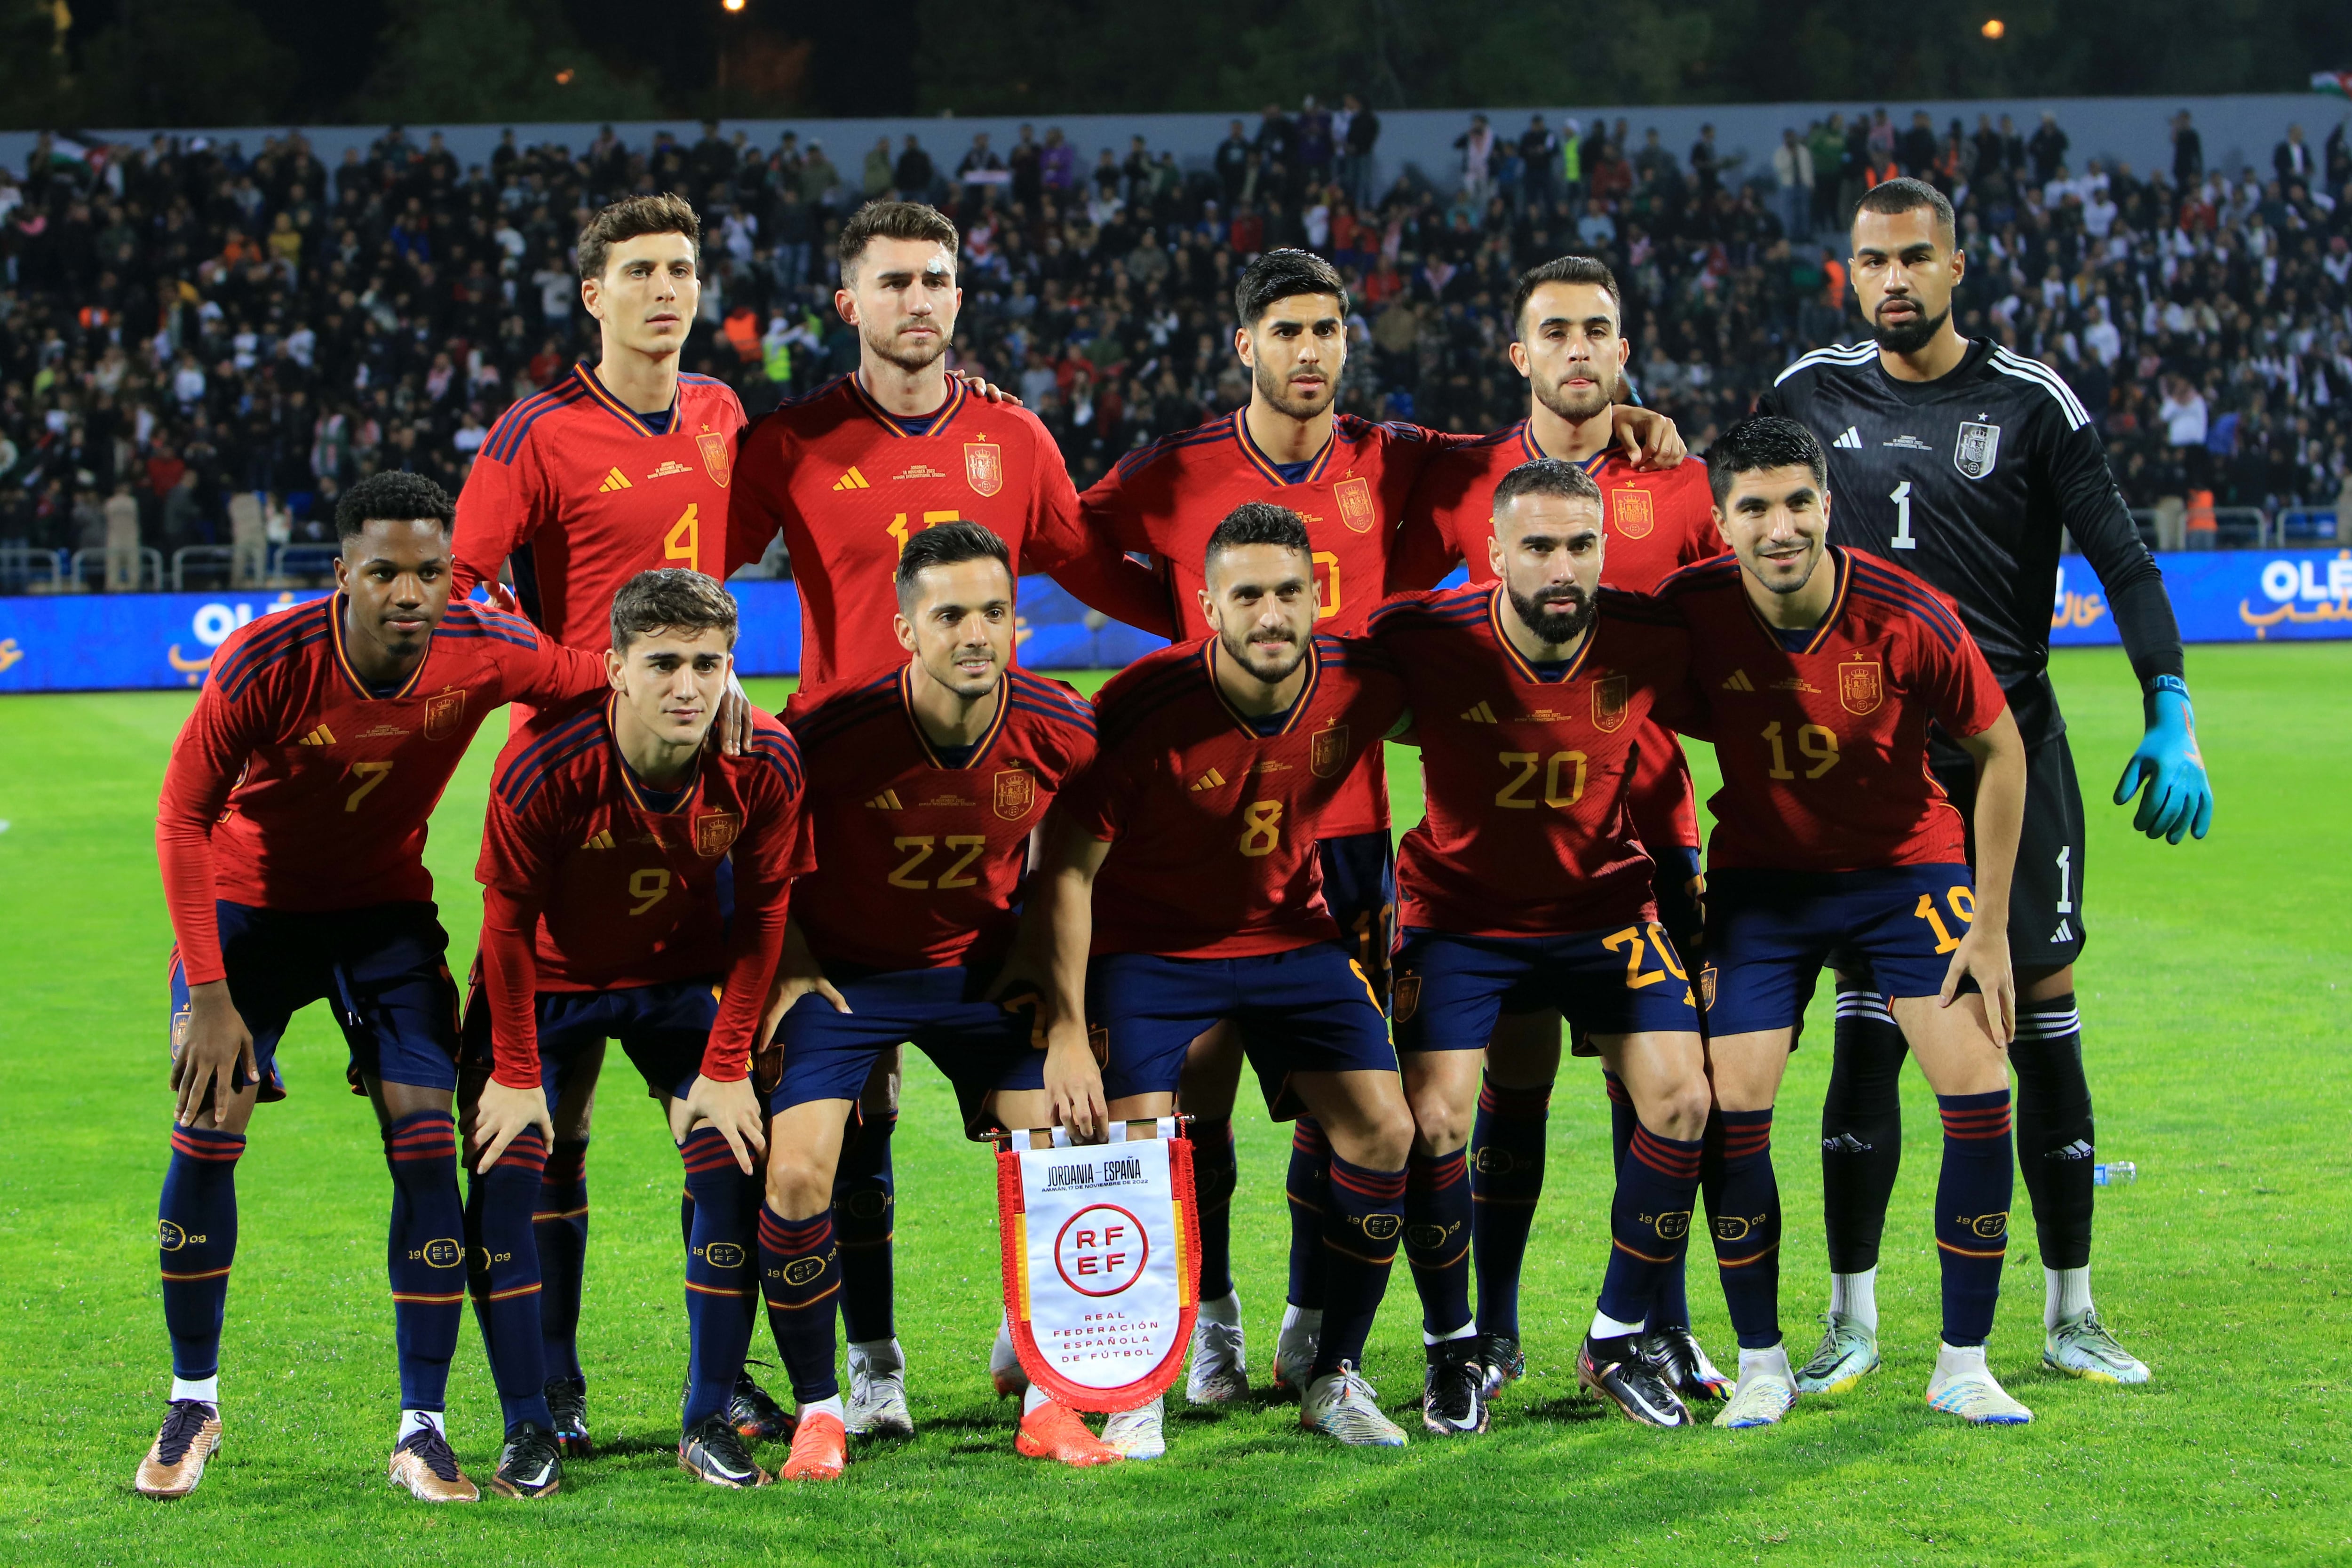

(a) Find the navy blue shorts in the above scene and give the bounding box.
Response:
[1392,924,1700,1052]
[1089,942,1397,1119]
[168,900,462,1101]
[1702,866,1979,1036]
[460,977,719,1106]
[1319,830,1399,995]
[771,963,1044,1138]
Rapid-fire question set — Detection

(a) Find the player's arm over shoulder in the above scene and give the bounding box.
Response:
[457,600,609,708]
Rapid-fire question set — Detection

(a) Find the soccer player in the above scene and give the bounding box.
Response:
[756,523,1113,1476]
[1658,416,2033,1426]
[722,199,1164,1436]
[1387,255,1728,1405]
[1016,502,1420,1453]
[1368,457,1714,1433]
[1758,178,2211,1389]
[462,570,807,1493]
[1076,248,1683,1400]
[139,471,610,1500]
[448,191,785,1455]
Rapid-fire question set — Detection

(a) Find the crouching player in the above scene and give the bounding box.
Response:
[460,570,808,1493]
[140,472,611,1500]
[1016,502,1420,1454]
[1369,456,1714,1433]
[1657,417,2031,1426]
[755,523,1110,1476]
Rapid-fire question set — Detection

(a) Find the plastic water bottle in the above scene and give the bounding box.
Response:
[2093,1161,2136,1187]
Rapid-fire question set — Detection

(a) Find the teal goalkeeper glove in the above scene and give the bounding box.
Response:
[2112,675,2213,844]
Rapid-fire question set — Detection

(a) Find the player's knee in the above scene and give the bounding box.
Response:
[1405,1079,1472,1154]
[764,1153,833,1219]
[1354,1097,1416,1170]
[1648,1077,1713,1143]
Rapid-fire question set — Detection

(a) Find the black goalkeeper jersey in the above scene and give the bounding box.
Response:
[1756,337,2181,748]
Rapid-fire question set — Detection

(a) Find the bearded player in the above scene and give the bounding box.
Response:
[755,524,1115,1476]
[138,472,609,1500]
[1077,249,1685,1401]
[1759,179,2210,1391]
[1368,458,1714,1433]
[1387,255,1729,1405]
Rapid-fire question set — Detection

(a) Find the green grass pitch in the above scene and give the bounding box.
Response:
[1,645,2346,1567]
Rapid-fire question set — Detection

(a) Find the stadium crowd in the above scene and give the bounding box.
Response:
[2,102,2350,588]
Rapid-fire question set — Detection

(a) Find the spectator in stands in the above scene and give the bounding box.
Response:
[2029,111,2070,185]
[2173,110,2204,187]
[1773,127,1813,240]
[1339,96,1380,207]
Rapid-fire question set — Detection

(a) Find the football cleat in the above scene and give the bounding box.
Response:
[1794,1311,1882,1395]
[1014,1401,1123,1467]
[1101,1396,1166,1460]
[1472,1332,1524,1399]
[779,1410,848,1481]
[846,1340,915,1438]
[990,1317,1031,1399]
[490,1422,563,1498]
[729,1367,796,1443]
[1645,1324,1733,1403]
[1925,1361,2034,1425]
[543,1375,594,1458]
[1421,1340,1490,1436]
[1185,1315,1249,1405]
[2043,1310,2151,1385]
[1713,1365,1798,1430]
[134,1400,222,1499]
[1299,1364,1408,1448]
[1577,1335,1691,1428]
[388,1424,480,1503]
[1270,1312,1321,1397]
[678,1414,771,1488]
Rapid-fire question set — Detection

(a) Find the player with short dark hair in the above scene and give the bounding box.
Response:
[138,471,609,1500]
[1658,416,2034,1427]
[1079,250,1687,1402]
[1012,503,1420,1452]
[1760,175,2209,1391]
[1369,457,1715,1434]
[756,522,1113,1473]
[462,570,808,1493]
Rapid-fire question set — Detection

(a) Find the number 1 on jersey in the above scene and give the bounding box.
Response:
[1889,481,1916,551]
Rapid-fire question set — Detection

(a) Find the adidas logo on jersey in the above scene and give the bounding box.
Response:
[2051,919,2074,943]
[1720,670,1755,692]
[1189,767,1228,791]
[1460,701,1499,724]
[582,829,615,851]
[2049,1138,2095,1161]
[832,467,872,491]
[864,790,904,810]
[1833,426,1864,450]
[298,724,336,746]
[597,467,632,492]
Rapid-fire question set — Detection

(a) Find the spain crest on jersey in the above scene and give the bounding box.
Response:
[1310,724,1350,778]
[965,441,1004,497]
[1334,476,1376,534]
[1391,972,1422,1024]
[1953,421,2001,481]
[993,768,1036,822]
[696,431,732,489]
[1837,660,1884,716]
[693,810,742,857]
[1610,488,1655,539]
[423,689,466,740]
[1700,964,1719,1011]
[1590,674,1630,732]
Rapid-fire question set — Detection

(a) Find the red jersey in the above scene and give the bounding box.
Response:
[453,364,746,650]
[1368,583,1694,938]
[1658,549,2009,873]
[473,696,809,1088]
[785,663,1097,973]
[1057,636,1407,959]
[156,597,608,985]
[723,374,1165,687]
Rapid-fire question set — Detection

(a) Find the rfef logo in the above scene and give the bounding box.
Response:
[1054,1204,1148,1297]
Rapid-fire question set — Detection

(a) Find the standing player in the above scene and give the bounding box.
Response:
[448,192,786,1456]
[1017,503,1422,1452]
[138,472,609,1500]
[1759,179,2212,1390]
[721,199,1164,1436]
[463,571,806,1493]
[755,524,1116,1476]
[1387,256,1727,1404]
[1368,458,1714,1434]
[1658,416,2032,1427]
[1077,249,1683,1400]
